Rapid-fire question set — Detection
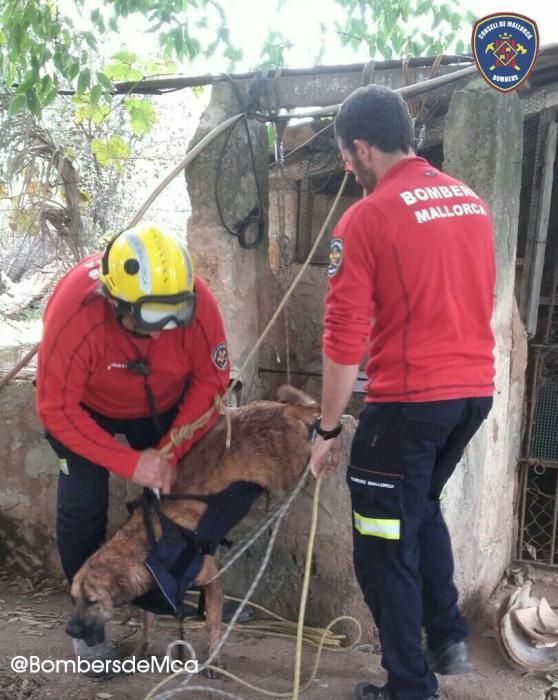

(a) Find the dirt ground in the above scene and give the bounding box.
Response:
[0,568,554,700]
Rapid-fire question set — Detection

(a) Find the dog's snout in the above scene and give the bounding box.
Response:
[66,616,105,646]
[66,616,85,639]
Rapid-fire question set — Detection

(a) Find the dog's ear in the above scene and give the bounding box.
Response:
[284,402,321,426]
[277,384,317,406]
[111,572,132,607]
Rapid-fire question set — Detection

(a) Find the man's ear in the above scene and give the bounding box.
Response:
[353,139,369,161]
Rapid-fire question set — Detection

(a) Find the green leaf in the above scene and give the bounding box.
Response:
[96,71,113,90]
[25,88,41,117]
[432,14,443,30]
[450,11,462,31]
[439,3,451,21]
[40,74,53,93]
[123,97,157,135]
[172,27,184,55]
[12,23,24,50]
[112,50,137,64]
[392,32,405,55]
[42,86,58,107]
[8,93,26,116]
[104,53,143,82]
[91,135,130,172]
[90,84,103,105]
[67,60,81,80]
[83,31,97,49]
[77,68,91,94]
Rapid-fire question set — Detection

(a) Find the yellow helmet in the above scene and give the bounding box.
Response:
[99,224,196,330]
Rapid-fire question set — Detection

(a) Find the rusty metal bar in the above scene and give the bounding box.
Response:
[518,462,529,560]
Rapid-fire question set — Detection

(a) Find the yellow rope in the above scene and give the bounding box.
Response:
[292,474,323,700]
[143,476,362,700]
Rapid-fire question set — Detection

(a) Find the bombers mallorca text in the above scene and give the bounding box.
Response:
[399,185,489,224]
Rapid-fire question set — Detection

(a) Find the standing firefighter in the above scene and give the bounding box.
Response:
[36,224,230,664]
[310,85,495,700]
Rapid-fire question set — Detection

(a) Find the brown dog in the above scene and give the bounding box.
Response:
[67,386,319,662]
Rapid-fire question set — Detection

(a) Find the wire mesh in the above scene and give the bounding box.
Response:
[519,462,558,565]
[517,113,541,262]
[530,382,558,460]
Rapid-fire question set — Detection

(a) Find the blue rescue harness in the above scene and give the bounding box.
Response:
[126,481,263,617]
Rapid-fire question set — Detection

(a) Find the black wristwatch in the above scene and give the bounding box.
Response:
[313,417,343,440]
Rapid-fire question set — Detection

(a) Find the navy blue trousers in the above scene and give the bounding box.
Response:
[348,397,492,700]
[47,404,179,582]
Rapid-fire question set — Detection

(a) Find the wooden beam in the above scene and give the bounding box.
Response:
[111,55,474,94]
[520,114,558,336]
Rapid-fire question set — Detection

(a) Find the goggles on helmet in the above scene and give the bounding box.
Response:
[112,291,196,331]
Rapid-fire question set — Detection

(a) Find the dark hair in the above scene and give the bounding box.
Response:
[334,84,413,154]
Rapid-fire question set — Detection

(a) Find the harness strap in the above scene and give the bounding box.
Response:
[132,488,202,552]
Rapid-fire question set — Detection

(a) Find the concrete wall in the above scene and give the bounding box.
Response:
[185,83,272,401]
[0,378,135,582]
[442,79,527,602]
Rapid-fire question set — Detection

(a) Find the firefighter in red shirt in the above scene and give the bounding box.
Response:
[309,85,495,700]
[36,224,230,662]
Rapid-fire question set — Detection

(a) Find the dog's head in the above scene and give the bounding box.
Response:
[276,384,320,429]
[67,560,129,646]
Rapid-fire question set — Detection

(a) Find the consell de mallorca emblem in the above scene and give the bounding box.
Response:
[472,13,539,93]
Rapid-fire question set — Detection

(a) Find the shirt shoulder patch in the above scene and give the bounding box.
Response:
[328,238,344,278]
[212,341,229,371]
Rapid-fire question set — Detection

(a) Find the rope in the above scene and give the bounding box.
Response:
[159,395,231,458]
[143,469,362,700]
[292,474,322,699]
[174,594,351,649]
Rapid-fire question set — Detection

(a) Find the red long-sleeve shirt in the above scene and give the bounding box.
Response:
[324,156,495,403]
[36,253,230,478]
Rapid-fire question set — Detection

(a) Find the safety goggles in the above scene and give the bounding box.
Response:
[114,291,197,331]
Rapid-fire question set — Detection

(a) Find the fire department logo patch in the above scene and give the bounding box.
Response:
[472,13,539,93]
[328,238,344,278]
[212,342,229,371]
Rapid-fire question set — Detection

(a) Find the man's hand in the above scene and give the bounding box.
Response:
[132,449,176,494]
[309,434,342,479]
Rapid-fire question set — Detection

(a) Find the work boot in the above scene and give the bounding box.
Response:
[428,640,473,675]
[72,637,120,678]
[354,682,436,700]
